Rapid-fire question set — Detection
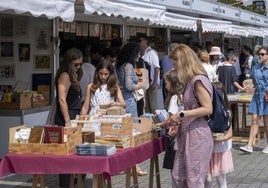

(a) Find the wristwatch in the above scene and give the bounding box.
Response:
[179,111,184,118]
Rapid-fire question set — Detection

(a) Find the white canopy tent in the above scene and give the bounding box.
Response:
[0,0,75,22]
[158,12,197,31]
[226,25,265,37]
[83,0,166,25]
[247,26,265,38]
[201,18,232,33]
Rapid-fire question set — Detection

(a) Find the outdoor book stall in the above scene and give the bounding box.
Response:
[1,107,164,187]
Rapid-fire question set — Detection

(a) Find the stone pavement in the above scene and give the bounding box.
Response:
[0,137,268,188]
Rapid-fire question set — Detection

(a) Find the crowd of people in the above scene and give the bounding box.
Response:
[52,37,268,187]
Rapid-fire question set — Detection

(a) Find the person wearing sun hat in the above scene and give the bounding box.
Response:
[209,46,224,73]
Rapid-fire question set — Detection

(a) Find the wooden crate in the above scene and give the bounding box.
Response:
[0,93,32,110]
[31,85,50,108]
[101,117,155,147]
[9,125,82,155]
[32,100,50,108]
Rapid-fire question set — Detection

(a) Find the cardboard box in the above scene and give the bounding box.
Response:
[106,107,125,115]
[9,125,82,155]
[0,93,32,110]
[101,117,156,147]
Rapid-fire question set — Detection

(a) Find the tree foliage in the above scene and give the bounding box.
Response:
[217,0,266,15]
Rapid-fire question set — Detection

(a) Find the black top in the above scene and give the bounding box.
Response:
[217,65,238,94]
[54,85,81,126]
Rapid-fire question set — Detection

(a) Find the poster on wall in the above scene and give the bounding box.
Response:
[33,55,51,71]
[15,17,29,36]
[1,42,13,57]
[18,43,30,62]
[35,27,51,50]
[58,19,64,32]
[76,22,82,36]
[82,22,88,36]
[0,17,13,37]
[70,22,76,33]
[0,64,15,80]
[105,25,112,40]
[89,23,100,37]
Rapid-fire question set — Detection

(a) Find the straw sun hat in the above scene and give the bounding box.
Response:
[209,46,222,55]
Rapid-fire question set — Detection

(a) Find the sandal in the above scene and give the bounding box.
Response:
[137,169,147,176]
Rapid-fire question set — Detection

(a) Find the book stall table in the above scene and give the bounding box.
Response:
[228,94,265,143]
[0,137,165,188]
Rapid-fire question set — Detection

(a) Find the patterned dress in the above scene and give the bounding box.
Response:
[172,75,214,188]
[89,84,115,115]
[116,63,139,117]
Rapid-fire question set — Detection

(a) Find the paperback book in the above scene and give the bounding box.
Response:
[76,142,117,156]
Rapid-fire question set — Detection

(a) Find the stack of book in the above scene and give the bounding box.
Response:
[76,142,117,156]
[95,135,130,149]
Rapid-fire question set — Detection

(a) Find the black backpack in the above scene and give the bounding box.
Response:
[208,83,230,133]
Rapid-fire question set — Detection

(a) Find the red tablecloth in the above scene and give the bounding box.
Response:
[0,137,164,178]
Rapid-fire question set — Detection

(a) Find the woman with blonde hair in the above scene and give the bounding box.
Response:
[167,44,214,187]
[198,50,217,82]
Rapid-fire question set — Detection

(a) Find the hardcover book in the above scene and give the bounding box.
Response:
[44,126,64,144]
[28,126,44,143]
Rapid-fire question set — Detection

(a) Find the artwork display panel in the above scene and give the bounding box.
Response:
[33,55,51,71]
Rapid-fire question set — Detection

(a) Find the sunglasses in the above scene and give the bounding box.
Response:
[73,63,82,68]
[258,53,267,57]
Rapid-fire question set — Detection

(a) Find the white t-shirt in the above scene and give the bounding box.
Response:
[202,63,217,82]
[168,95,184,115]
[142,47,160,85]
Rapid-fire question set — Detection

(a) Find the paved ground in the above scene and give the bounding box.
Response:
[0,137,268,188]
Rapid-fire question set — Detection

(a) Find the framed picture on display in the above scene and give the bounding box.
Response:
[34,26,51,50]
[18,43,30,62]
[15,17,29,36]
[33,54,51,71]
[0,17,13,37]
[1,42,13,57]
[0,63,15,80]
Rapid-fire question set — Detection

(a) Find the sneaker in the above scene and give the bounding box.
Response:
[262,146,268,154]
[240,145,253,153]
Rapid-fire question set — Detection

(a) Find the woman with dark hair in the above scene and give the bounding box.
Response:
[116,43,147,176]
[54,47,83,127]
[80,60,125,115]
[54,47,83,187]
[116,43,143,117]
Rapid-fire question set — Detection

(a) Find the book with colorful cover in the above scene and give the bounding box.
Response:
[44,126,64,144]
[76,142,116,156]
